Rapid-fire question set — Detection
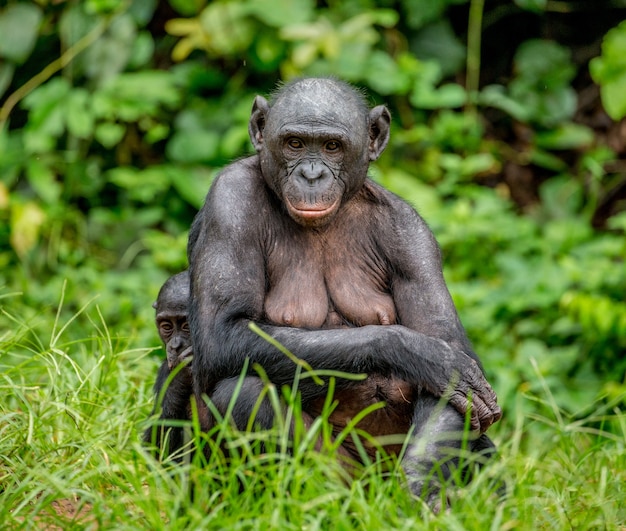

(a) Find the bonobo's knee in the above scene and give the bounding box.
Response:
[212,376,275,431]
[412,396,497,462]
[403,394,498,509]
[406,396,467,479]
[411,394,466,435]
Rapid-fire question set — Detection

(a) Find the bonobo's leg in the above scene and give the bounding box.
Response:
[402,395,496,509]
[210,376,275,430]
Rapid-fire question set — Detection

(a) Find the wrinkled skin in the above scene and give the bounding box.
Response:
[188,78,502,502]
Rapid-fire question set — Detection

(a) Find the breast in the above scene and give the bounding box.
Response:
[264,273,328,328]
[263,234,329,328]
[326,267,397,326]
[263,218,396,329]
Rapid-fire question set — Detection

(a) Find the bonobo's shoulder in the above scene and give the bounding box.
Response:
[363,179,424,221]
[209,155,263,199]
[193,155,265,240]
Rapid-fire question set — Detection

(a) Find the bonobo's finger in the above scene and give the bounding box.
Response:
[448,382,501,432]
[178,346,193,363]
[462,362,502,431]
[471,394,502,432]
[448,391,469,421]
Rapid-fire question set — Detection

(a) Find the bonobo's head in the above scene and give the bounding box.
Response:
[249,78,391,228]
[153,271,192,370]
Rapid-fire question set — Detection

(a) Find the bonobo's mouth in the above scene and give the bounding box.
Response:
[286,198,341,223]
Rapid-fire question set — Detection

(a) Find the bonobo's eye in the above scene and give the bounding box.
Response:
[324,140,341,152]
[287,138,303,150]
[159,321,173,335]
[181,321,190,333]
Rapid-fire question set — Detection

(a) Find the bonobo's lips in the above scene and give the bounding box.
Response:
[287,198,341,221]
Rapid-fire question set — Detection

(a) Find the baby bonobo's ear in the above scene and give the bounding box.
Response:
[368,105,391,161]
[248,95,270,152]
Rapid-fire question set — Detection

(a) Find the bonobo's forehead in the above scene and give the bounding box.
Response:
[155,271,189,314]
[155,300,189,319]
[269,78,369,134]
[155,306,186,320]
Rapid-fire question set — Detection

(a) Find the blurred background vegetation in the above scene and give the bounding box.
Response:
[1,0,625,432]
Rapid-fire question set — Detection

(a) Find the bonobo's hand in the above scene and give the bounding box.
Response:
[447,359,501,433]
[421,340,502,433]
[167,345,193,370]
[170,346,193,384]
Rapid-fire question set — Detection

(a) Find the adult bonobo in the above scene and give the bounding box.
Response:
[144,271,275,456]
[187,78,501,501]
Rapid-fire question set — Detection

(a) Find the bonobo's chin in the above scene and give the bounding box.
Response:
[286,199,340,228]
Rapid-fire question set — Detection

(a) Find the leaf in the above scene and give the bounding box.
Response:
[169,0,207,16]
[514,0,547,12]
[26,158,61,204]
[403,0,451,30]
[84,14,137,86]
[95,123,126,148]
[166,129,220,163]
[199,3,255,56]
[65,89,94,139]
[107,167,170,203]
[534,123,594,150]
[10,201,46,259]
[411,82,466,109]
[0,62,14,98]
[364,51,412,95]
[22,78,72,153]
[59,4,99,48]
[590,21,626,120]
[0,3,43,63]
[479,84,529,122]
[248,0,314,27]
[410,20,466,77]
[170,166,216,209]
[514,39,575,87]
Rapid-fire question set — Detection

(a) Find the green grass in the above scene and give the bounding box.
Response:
[1,304,624,530]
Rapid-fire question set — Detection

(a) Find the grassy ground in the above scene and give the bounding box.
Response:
[1,305,624,530]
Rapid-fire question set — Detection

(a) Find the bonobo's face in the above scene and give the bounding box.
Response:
[154,272,192,370]
[156,311,191,370]
[249,79,390,228]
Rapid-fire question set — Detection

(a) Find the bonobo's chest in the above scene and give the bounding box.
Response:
[263,204,397,329]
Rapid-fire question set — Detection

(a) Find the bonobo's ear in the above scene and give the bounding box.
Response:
[249,95,270,152]
[368,105,391,161]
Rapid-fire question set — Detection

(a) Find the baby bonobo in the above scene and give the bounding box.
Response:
[187,77,502,507]
[142,271,194,454]
[143,271,275,456]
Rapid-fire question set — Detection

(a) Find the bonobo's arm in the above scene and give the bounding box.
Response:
[143,359,192,449]
[188,159,500,432]
[372,180,499,428]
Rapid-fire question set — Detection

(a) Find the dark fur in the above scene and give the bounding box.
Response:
[187,78,501,501]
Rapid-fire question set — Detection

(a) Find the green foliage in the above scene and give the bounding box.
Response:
[0,0,625,484]
[0,3,42,64]
[0,310,624,528]
[590,19,626,120]
[480,39,578,127]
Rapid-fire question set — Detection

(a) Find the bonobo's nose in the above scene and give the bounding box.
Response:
[169,336,183,354]
[298,163,326,182]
